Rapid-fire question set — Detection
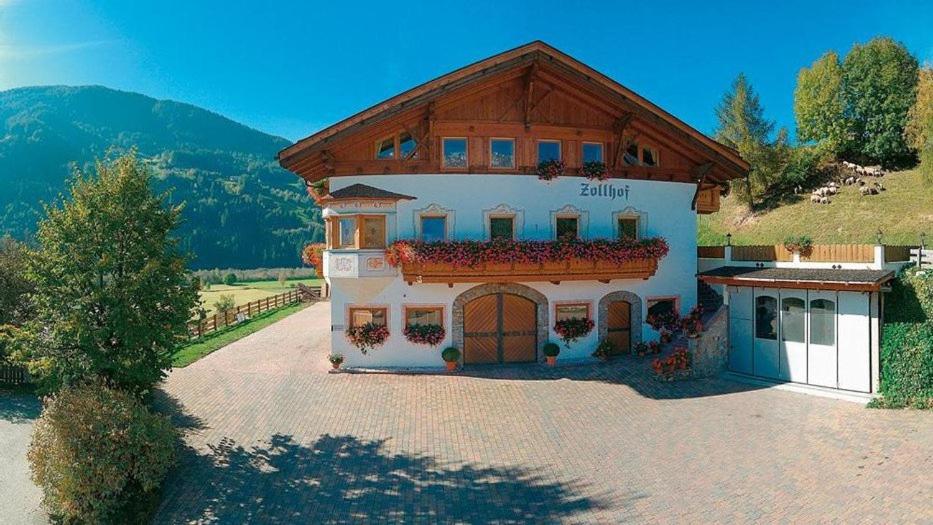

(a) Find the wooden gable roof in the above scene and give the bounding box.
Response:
[279,41,749,188]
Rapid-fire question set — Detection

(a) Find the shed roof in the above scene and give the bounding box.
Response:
[698,266,894,292]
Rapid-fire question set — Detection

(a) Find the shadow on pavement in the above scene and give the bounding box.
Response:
[0,391,41,424]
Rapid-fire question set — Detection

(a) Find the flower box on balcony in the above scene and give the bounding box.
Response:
[385,238,668,285]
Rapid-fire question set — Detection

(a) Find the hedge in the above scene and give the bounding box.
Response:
[877,268,933,408]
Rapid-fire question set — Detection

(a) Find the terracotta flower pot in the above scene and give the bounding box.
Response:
[445,361,457,372]
[545,356,557,366]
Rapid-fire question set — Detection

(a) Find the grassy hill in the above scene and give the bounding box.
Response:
[0,85,323,269]
[699,168,933,246]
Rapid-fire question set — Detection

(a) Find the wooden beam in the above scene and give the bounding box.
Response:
[523,62,539,130]
[690,162,714,210]
[611,113,634,169]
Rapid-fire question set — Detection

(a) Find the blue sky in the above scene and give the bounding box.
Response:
[1,0,930,142]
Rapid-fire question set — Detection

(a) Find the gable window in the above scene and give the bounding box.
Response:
[618,216,639,240]
[442,138,468,168]
[405,306,443,327]
[489,217,514,241]
[420,216,446,242]
[624,142,639,165]
[555,303,590,322]
[338,217,357,248]
[642,146,658,167]
[399,132,417,158]
[490,138,515,168]
[582,142,604,163]
[556,216,579,240]
[374,132,418,160]
[375,137,396,159]
[349,306,387,328]
[537,140,561,162]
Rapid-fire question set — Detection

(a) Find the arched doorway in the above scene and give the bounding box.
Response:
[598,291,643,355]
[453,283,549,365]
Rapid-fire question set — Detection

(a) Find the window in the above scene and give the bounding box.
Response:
[537,140,561,162]
[361,216,386,249]
[442,138,468,168]
[338,217,357,248]
[405,306,443,327]
[420,216,446,242]
[555,303,590,322]
[618,217,638,240]
[642,147,658,167]
[399,132,417,158]
[647,298,677,318]
[624,142,639,165]
[810,298,836,346]
[781,297,806,343]
[755,296,778,340]
[490,138,515,168]
[489,217,514,240]
[349,307,387,328]
[375,137,395,159]
[556,216,578,240]
[582,142,604,163]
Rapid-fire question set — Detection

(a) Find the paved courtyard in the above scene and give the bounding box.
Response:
[152,301,933,523]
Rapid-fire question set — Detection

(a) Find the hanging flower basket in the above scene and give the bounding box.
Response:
[536,159,565,180]
[403,324,446,346]
[345,323,389,354]
[302,243,326,277]
[581,161,608,181]
[553,317,595,347]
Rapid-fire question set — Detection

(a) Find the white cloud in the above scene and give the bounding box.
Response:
[0,40,114,60]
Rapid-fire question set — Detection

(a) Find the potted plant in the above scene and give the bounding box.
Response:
[302,243,326,278]
[592,339,615,361]
[328,353,344,370]
[441,346,460,371]
[403,323,446,346]
[581,161,608,181]
[345,322,390,354]
[536,159,565,181]
[553,317,595,347]
[783,235,813,257]
[651,347,692,380]
[543,342,560,366]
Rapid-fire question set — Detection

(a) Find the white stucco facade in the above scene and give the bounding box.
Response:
[323,174,701,369]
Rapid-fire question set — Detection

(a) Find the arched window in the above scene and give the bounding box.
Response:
[810,299,836,346]
[755,296,777,340]
[781,297,805,343]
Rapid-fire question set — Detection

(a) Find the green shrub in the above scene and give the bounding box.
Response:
[213,294,236,315]
[28,382,177,523]
[878,268,933,408]
[543,342,560,357]
[441,346,460,362]
[223,272,237,286]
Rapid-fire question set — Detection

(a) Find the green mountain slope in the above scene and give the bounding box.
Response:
[0,85,322,269]
[699,168,933,246]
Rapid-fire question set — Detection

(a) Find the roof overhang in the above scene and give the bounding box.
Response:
[698,267,895,292]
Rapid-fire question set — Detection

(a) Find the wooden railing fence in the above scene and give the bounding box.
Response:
[911,247,932,268]
[189,286,321,339]
[0,363,28,385]
[699,243,898,263]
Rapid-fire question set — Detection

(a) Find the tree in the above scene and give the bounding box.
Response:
[794,51,848,156]
[842,37,919,166]
[905,66,933,184]
[715,74,783,206]
[0,236,33,327]
[21,152,198,394]
[224,272,237,286]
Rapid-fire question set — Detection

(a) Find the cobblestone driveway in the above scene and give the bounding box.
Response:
[155,302,933,524]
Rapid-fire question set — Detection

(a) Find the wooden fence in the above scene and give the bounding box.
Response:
[911,247,932,268]
[699,244,879,263]
[188,287,320,339]
[0,363,28,385]
[884,245,915,263]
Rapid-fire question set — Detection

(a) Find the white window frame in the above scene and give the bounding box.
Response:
[536,139,562,162]
[483,203,524,241]
[581,141,604,163]
[489,137,516,169]
[550,204,589,240]
[613,207,645,240]
[414,203,455,242]
[442,137,469,169]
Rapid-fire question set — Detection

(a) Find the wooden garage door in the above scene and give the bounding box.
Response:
[463,293,537,364]
[606,300,631,354]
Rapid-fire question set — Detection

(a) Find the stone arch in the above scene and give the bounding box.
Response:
[452,283,549,357]
[597,290,643,347]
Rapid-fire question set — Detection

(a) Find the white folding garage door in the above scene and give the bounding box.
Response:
[727,287,872,393]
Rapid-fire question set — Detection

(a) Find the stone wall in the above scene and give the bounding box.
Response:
[689,306,728,378]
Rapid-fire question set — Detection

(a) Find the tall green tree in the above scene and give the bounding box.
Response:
[842,37,919,166]
[794,51,848,155]
[715,74,784,207]
[21,152,198,394]
[905,66,933,184]
[0,236,33,326]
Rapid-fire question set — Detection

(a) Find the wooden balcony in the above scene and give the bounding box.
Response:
[400,257,660,285]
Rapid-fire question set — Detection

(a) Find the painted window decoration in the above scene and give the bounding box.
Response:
[624,142,640,165]
[537,140,561,162]
[338,217,357,248]
[810,298,836,346]
[582,142,604,163]
[618,217,638,240]
[443,138,468,168]
[489,217,514,240]
[375,136,395,159]
[781,297,806,343]
[755,296,778,340]
[490,138,515,168]
[349,307,387,328]
[555,303,589,322]
[420,216,446,242]
[399,132,417,158]
[556,216,579,240]
[642,147,658,167]
[361,216,387,249]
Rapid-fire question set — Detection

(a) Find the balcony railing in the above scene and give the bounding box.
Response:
[399,257,659,284]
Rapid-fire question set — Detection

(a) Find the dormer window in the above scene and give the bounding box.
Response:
[582,142,604,163]
[537,140,561,162]
[442,138,468,168]
[374,132,419,160]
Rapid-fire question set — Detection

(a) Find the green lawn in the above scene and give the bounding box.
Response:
[199,278,323,315]
[173,303,308,367]
[699,168,933,245]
